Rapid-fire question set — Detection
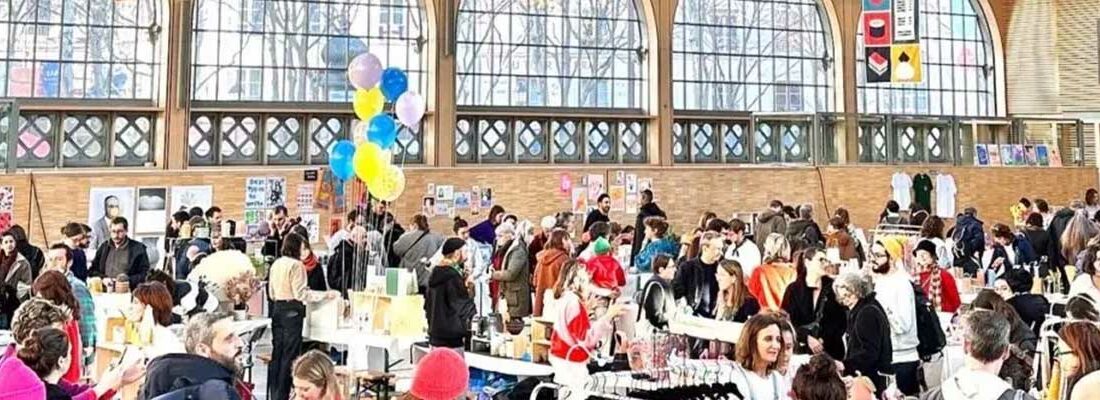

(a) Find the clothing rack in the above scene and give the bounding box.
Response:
[586,359,743,399]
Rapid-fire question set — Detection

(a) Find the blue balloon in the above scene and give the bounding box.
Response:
[328,139,356,181]
[379,68,408,102]
[367,114,398,150]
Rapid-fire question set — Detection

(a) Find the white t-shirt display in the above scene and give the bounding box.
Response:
[935,174,957,218]
[891,172,913,209]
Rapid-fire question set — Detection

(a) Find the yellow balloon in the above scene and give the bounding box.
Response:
[353,88,385,121]
[353,142,391,184]
[369,165,406,202]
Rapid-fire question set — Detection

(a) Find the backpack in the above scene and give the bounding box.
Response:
[912,282,946,361]
[920,387,1033,400]
[952,219,984,270]
[146,379,241,400]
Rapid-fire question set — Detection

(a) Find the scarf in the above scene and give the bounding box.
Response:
[920,266,943,312]
[0,251,15,282]
[303,253,319,273]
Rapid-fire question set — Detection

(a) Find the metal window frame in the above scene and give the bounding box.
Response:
[454,111,648,164]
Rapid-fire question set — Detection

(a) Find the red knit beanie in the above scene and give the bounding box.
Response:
[409,348,469,400]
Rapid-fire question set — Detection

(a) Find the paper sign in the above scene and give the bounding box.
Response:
[862,12,891,46]
[300,213,320,242]
[893,0,918,42]
[610,186,625,212]
[614,171,625,186]
[244,178,268,210]
[863,0,890,11]
[435,202,452,218]
[625,174,637,194]
[435,185,454,201]
[572,188,589,214]
[297,184,315,211]
[890,44,922,83]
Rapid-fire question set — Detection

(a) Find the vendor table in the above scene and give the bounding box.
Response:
[464,352,554,377]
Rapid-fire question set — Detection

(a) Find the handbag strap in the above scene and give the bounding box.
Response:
[636,280,661,322]
[401,231,429,257]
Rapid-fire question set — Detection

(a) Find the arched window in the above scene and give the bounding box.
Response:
[856,0,998,117]
[672,0,834,163]
[454,0,648,163]
[187,0,426,165]
[0,0,163,168]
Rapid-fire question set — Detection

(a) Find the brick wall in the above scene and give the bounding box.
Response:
[0,166,1094,249]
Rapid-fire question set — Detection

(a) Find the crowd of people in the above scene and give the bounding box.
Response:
[2,185,1100,399]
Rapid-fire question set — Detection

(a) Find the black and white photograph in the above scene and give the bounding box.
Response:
[136,187,168,233]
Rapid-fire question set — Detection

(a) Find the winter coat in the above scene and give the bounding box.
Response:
[786,219,824,253]
[780,276,847,360]
[583,209,610,233]
[392,229,445,287]
[755,210,787,253]
[633,237,679,272]
[327,240,366,297]
[1048,208,1076,269]
[1023,227,1055,266]
[90,238,151,289]
[631,202,667,261]
[15,242,44,280]
[638,276,675,334]
[1008,293,1050,338]
[825,230,858,261]
[140,354,243,400]
[584,254,626,292]
[493,239,531,318]
[673,258,720,318]
[843,294,893,398]
[532,248,569,317]
[425,264,476,348]
[0,252,31,299]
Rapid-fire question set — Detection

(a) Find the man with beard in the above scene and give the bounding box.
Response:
[630,190,666,262]
[141,311,249,399]
[867,241,920,397]
[584,194,612,233]
[90,217,150,289]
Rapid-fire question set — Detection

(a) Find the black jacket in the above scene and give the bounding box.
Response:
[140,353,241,400]
[1047,208,1075,289]
[583,209,610,233]
[781,276,847,360]
[785,219,824,252]
[640,276,674,330]
[843,294,893,397]
[631,202,667,261]
[91,238,150,289]
[672,257,719,318]
[16,242,44,280]
[327,240,366,298]
[425,264,476,348]
[1008,294,1050,337]
[1023,228,1055,266]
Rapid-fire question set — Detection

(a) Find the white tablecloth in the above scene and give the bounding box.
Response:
[465,352,554,377]
[308,327,424,372]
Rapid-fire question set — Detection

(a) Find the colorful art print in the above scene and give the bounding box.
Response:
[974,144,989,166]
[625,174,638,194]
[1049,146,1063,167]
[88,187,136,246]
[614,171,625,186]
[609,186,626,212]
[999,145,1015,166]
[863,0,890,11]
[0,212,11,234]
[422,197,436,217]
[332,178,347,214]
[890,44,922,83]
[313,170,334,211]
[571,188,589,214]
[436,185,454,201]
[559,174,572,194]
[586,174,605,202]
[1011,145,1027,166]
[454,192,471,209]
[861,11,892,46]
[987,144,1002,166]
[244,210,263,225]
[480,188,492,209]
[246,224,261,241]
[435,201,452,218]
[865,47,891,83]
[1024,145,1038,166]
[1035,145,1051,166]
[0,186,13,212]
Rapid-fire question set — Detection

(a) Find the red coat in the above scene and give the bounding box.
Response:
[583,255,625,291]
[919,268,962,313]
[62,319,82,383]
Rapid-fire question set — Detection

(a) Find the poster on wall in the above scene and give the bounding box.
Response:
[0,186,13,234]
[863,0,890,11]
[454,192,471,210]
[297,184,315,211]
[266,177,286,208]
[559,174,572,196]
[435,185,454,201]
[1049,146,1063,167]
[892,0,918,42]
[999,145,1016,167]
[614,171,625,186]
[88,187,136,248]
[435,201,452,218]
[865,47,891,83]
[571,188,589,214]
[862,12,892,46]
[479,188,493,209]
[987,144,1002,166]
[609,186,625,212]
[638,178,653,193]
[1024,145,1039,166]
[313,169,334,211]
[470,186,481,215]
[245,178,268,210]
[625,194,638,214]
[890,44,922,83]
[299,213,320,242]
[625,174,637,194]
[974,144,989,166]
[1036,145,1051,166]
[135,187,168,234]
[169,186,213,213]
[422,197,436,217]
[586,174,605,201]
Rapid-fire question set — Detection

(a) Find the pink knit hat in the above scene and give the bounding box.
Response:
[0,355,47,399]
[409,348,469,400]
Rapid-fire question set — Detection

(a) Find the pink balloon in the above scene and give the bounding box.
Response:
[347,53,383,90]
[395,91,426,128]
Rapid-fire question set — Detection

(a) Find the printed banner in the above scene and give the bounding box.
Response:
[890,44,922,83]
[862,12,892,46]
[865,47,892,83]
[893,0,918,42]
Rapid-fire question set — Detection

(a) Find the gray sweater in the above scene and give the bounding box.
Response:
[392,229,445,284]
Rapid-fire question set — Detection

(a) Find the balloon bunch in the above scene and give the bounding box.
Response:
[328,53,426,202]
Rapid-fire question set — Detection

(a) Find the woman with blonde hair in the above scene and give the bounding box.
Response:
[746,233,796,311]
[1062,211,1098,269]
[292,350,342,400]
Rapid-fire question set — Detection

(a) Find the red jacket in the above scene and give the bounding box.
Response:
[583,255,625,291]
[549,292,611,362]
[919,268,961,313]
[62,319,82,383]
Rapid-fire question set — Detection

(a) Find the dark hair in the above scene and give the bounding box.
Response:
[555,212,574,228]
[782,205,797,220]
[597,194,610,203]
[61,222,84,238]
[274,205,289,216]
[828,216,845,231]
[453,217,469,234]
[110,216,129,230]
[146,269,178,305]
[346,210,360,224]
[1036,199,1050,213]
[290,225,310,243]
[990,223,1014,241]
[545,229,570,252]
[735,313,786,372]
[885,200,900,213]
[769,200,783,209]
[1087,189,1099,205]
[652,254,673,274]
[281,233,307,259]
[1060,321,1100,391]
[17,327,69,379]
[411,214,429,231]
[47,243,71,262]
[792,354,846,400]
[609,222,623,238]
[641,190,653,202]
[188,207,204,218]
[1019,198,1032,208]
[1067,294,1100,322]
[79,224,92,234]
[172,211,191,224]
[1025,212,1044,228]
[1002,268,1033,294]
[798,204,814,220]
[696,212,718,231]
[794,247,825,283]
[588,221,611,240]
[205,206,222,219]
[134,282,175,327]
[32,271,80,320]
[910,209,929,228]
[971,289,1025,330]
[489,205,506,224]
[920,216,945,239]
[705,218,731,233]
[834,208,851,227]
